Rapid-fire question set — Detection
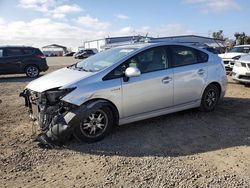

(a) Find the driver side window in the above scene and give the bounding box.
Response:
[103,47,168,80]
[126,47,168,73]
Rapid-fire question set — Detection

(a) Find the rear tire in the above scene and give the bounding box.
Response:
[199,84,220,112]
[73,106,114,143]
[25,65,40,78]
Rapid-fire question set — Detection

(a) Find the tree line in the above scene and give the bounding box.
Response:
[212,30,250,46]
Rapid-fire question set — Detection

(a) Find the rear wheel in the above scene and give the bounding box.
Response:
[25,65,40,78]
[199,84,220,112]
[73,107,114,143]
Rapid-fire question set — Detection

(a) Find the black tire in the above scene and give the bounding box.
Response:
[199,84,220,112]
[73,106,114,143]
[25,65,40,78]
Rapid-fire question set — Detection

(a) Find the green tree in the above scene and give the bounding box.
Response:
[212,30,224,40]
[234,32,246,45]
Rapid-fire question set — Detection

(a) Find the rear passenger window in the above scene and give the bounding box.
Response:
[5,48,23,57]
[170,45,207,67]
[23,48,34,55]
[0,49,3,57]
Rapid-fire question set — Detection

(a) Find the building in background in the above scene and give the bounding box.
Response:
[42,44,68,57]
[83,36,151,52]
[83,35,225,53]
[150,35,225,48]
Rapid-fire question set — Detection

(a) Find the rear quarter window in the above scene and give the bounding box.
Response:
[0,49,3,57]
[197,50,208,63]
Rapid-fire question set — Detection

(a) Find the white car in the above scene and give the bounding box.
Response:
[232,55,250,84]
[219,45,250,72]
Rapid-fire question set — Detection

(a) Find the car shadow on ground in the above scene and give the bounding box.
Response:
[0,74,45,83]
[66,97,250,157]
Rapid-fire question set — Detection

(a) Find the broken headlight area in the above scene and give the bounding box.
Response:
[20,87,77,147]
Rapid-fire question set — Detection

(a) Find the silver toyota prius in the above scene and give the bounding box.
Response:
[20,42,227,147]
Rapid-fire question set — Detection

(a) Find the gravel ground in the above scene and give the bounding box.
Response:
[0,59,250,187]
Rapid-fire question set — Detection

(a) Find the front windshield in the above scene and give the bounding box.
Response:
[228,46,250,53]
[73,47,137,72]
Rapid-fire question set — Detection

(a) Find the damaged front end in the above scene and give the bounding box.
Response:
[20,87,77,147]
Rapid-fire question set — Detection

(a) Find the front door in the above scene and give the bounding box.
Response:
[121,46,174,118]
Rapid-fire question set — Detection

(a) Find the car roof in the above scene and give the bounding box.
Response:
[114,42,205,50]
[0,45,35,48]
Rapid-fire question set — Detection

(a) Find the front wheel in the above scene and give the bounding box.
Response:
[199,84,220,112]
[73,107,114,143]
[25,65,40,78]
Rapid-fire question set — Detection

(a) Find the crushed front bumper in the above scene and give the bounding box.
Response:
[20,89,76,146]
[20,89,109,147]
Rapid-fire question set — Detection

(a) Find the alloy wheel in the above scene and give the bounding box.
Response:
[205,90,217,108]
[80,110,108,138]
[26,66,39,78]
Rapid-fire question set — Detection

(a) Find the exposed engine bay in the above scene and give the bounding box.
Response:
[20,88,114,148]
[20,88,77,147]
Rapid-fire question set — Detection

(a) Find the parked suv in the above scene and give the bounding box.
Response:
[0,46,48,78]
[20,43,227,147]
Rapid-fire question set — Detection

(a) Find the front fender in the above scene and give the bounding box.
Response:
[65,100,111,127]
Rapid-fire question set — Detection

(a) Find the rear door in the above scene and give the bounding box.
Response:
[169,45,208,106]
[0,48,24,74]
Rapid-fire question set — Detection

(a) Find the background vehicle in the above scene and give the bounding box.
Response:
[219,45,250,72]
[21,43,227,146]
[232,55,250,84]
[63,52,75,56]
[74,49,97,59]
[0,46,48,78]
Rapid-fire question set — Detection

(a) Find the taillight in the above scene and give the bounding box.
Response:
[36,54,46,59]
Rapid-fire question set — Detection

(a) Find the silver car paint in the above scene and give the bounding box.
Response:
[26,67,94,92]
[26,42,227,125]
[172,63,208,106]
[122,68,174,117]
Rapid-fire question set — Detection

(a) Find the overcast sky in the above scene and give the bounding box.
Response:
[0,0,249,49]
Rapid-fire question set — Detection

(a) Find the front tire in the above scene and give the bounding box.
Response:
[73,106,114,143]
[199,84,220,112]
[25,65,40,78]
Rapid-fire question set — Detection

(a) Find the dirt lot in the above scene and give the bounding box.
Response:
[0,61,250,188]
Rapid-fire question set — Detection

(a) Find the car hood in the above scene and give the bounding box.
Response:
[218,52,245,59]
[26,67,93,92]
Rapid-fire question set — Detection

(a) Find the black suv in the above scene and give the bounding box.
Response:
[0,46,48,78]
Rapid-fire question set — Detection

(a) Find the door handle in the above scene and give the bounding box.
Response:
[197,69,205,75]
[162,76,172,84]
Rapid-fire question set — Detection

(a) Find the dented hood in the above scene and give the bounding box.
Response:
[26,67,93,92]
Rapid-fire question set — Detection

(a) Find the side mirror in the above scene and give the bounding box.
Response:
[125,67,141,78]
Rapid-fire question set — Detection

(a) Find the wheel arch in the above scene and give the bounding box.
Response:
[206,81,222,97]
[24,63,40,72]
[82,98,120,125]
